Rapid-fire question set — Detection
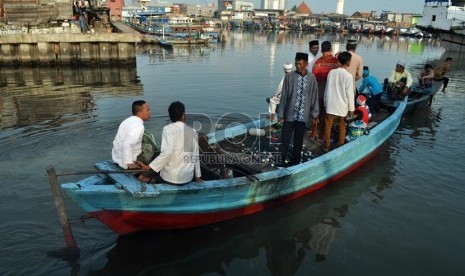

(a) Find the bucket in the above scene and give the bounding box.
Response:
[347,120,366,140]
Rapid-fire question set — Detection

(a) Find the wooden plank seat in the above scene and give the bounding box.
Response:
[95,161,160,198]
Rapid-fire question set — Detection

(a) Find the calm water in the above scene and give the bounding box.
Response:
[1,30,465,275]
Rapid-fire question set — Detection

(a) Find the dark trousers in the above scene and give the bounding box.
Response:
[435,77,449,89]
[280,121,306,165]
[367,93,382,113]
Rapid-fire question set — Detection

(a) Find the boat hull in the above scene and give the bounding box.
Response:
[62,100,407,235]
[382,83,441,113]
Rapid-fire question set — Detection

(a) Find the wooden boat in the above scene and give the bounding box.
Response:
[381,81,442,113]
[60,99,407,235]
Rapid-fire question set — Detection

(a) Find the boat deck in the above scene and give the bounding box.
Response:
[199,109,390,180]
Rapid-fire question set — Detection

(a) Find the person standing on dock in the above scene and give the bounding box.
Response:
[112,100,151,169]
[278,52,319,166]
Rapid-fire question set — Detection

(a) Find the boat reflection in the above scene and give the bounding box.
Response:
[86,152,394,275]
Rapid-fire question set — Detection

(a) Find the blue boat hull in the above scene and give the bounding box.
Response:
[61,99,407,234]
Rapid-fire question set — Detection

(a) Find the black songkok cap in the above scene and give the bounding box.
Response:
[309,40,319,47]
[347,39,357,45]
[295,52,308,61]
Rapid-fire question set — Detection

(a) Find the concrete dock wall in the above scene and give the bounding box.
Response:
[0,23,142,66]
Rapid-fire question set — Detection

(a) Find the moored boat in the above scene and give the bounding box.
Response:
[59,100,407,235]
[381,81,442,113]
[416,0,465,52]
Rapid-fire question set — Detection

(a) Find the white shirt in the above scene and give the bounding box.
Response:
[149,121,201,184]
[112,116,144,169]
[324,68,355,117]
[307,53,318,71]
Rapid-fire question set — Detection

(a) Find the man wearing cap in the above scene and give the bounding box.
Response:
[312,41,340,140]
[345,39,364,90]
[307,40,319,71]
[267,63,294,122]
[388,61,413,88]
[278,52,319,166]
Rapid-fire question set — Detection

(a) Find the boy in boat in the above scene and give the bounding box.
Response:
[359,66,383,113]
[112,100,151,170]
[137,101,203,184]
[346,95,371,141]
[418,64,434,88]
[266,63,294,122]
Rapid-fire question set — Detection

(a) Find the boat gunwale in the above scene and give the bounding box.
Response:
[63,98,407,195]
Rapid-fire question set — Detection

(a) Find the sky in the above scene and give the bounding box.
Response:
[286,0,426,15]
[177,0,426,15]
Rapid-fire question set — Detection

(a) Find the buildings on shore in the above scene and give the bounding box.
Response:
[0,0,422,31]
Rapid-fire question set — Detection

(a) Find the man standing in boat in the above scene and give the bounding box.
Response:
[312,41,340,141]
[345,39,364,92]
[324,51,355,152]
[112,100,151,169]
[278,52,319,167]
[307,40,319,71]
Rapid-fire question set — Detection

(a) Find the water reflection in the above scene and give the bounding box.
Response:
[82,151,394,275]
[0,66,142,129]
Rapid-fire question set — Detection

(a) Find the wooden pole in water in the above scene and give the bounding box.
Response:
[47,166,80,255]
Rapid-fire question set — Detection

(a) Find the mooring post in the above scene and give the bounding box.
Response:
[47,166,80,256]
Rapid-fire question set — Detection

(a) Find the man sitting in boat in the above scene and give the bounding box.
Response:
[266,63,294,122]
[387,77,410,100]
[387,61,413,89]
[418,64,434,88]
[112,100,151,170]
[137,101,203,185]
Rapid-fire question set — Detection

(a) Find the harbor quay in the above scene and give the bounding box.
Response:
[0,22,141,66]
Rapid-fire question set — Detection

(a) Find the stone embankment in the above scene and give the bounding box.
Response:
[0,22,142,66]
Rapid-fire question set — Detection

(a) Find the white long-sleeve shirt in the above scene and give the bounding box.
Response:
[112,116,144,169]
[324,68,355,117]
[149,121,201,184]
